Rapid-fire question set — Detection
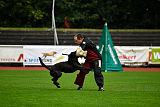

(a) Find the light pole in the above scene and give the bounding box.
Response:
[52,0,58,45]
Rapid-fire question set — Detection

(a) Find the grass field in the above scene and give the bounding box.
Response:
[1,27,160,32]
[0,70,160,107]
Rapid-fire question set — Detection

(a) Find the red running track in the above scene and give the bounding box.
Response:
[0,67,160,71]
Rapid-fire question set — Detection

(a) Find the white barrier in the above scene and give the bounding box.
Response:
[23,45,78,66]
[0,45,23,63]
[114,46,149,66]
[0,45,160,66]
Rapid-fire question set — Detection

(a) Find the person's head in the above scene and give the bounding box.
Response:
[74,33,84,44]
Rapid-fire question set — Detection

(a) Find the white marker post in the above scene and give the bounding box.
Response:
[52,0,58,45]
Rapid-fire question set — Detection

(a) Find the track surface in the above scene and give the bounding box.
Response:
[0,67,160,71]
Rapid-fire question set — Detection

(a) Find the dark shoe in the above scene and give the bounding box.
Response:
[77,86,82,90]
[98,87,104,91]
[53,81,61,88]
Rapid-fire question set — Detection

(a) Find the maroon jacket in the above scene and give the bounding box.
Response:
[80,37,102,62]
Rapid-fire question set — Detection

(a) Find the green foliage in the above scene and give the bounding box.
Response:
[0,0,160,28]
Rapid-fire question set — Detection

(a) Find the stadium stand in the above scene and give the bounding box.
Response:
[0,30,160,46]
[0,30,160,67]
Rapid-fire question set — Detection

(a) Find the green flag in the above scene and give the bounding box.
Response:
[99,23,123,72]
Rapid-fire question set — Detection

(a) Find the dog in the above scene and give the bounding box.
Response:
[41,51,57,59]
[39,51,90,88]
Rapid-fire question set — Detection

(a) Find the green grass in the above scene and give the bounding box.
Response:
[0,27,160,32]
[0,70,160,107]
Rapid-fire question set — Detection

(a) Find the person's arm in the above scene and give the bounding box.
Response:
[80,41,87,50]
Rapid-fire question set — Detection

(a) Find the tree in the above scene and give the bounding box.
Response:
[0,0,160,29]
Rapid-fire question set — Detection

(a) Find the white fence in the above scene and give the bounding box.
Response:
[0,45,23,63]
[0,45,160,66]
[23,45,78,66]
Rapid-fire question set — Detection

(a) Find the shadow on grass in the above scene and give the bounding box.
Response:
[46,87,99,92]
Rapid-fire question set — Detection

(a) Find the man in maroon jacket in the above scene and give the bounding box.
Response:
[74,33,104,91]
